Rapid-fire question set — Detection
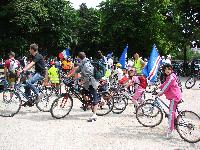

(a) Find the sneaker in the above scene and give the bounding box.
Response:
[164,130,173,139]
[87,114,97,122]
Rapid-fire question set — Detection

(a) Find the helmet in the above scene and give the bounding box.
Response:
[50,61,55,65]
[116,63,122,67]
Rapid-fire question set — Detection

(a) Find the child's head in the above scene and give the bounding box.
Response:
[122,68,128,75]
[128,68,136,77]
[162,63,173,76]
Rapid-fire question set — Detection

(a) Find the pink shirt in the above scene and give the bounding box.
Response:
[159,73,182,102]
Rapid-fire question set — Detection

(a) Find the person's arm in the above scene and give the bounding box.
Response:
[67,67,80,78]
[158,75,173,96]
[140,59,145,68]
[4,67,7,77]
[4,61,8,77]
[23,61,35,72]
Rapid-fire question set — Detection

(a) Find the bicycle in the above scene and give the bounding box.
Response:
[136,89,200,143]
[185,67,200,89]
[50,78,114,119]
[0,73,51,117]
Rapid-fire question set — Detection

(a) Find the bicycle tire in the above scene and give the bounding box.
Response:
[36,91,52,112]
[185,77,196,89]
[176,110,200,143]
[0,89,21,117]
[50,94,73,119]
[96,92,114,116]
[112,96,127,114]
[136,103,163,127]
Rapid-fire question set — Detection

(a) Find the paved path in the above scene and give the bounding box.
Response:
[0,78,200,150]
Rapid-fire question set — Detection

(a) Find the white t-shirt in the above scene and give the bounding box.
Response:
[115,68,123,81]
[107,58,113,69]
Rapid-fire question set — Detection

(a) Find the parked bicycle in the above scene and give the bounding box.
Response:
[185,66,200,89]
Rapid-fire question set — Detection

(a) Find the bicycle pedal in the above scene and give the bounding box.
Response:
[87,118,97,122]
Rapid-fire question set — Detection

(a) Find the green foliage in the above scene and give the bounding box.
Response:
[0,0,200,60]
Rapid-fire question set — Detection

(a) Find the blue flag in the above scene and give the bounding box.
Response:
[62,48,70,59]
[142,45,161,82]
[119,45,128,68]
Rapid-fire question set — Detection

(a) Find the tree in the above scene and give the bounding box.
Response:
[76,3,101,57]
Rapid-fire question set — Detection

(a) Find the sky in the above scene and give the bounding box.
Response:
[69,0,105,9]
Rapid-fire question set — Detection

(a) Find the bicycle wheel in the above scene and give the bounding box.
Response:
[50,94,73,119]
[185,77,196,89]
[176,110,200,143]
[136,103,163,127]
[96,92,114,116]
[0,89,21,117]
[36,91,52,112]
[112,96,127,114]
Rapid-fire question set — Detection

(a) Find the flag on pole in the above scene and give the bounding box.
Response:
[119,44,128,68]
[142,45,161,82]
[62,48,70,59]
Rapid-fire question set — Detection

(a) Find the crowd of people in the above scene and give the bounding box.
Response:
[1,43,183,139]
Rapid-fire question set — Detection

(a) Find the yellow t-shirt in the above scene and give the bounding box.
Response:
[48,66,59,83]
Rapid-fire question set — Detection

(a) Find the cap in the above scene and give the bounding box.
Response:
[116,63,122,67]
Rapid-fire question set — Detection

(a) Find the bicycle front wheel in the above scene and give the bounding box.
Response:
[136,103,163,127]
[176,110,200,143]
[0,89,21,117]
[36,90,55,112]
[50,94,73,119]
[112,96,127,114]
[96,92,114,116]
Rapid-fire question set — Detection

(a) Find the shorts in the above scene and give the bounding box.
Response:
[81,86,99,105]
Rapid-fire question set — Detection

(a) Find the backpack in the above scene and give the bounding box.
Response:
[91,62,106,81]
[138,76,147,89]
[81,60,94,78]
[9,59,19,78]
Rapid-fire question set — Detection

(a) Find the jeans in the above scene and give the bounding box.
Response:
[25,73,44,97]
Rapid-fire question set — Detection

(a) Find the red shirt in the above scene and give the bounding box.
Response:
[4,57,20,71]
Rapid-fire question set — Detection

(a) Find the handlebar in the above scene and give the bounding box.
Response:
[152,87,158,95]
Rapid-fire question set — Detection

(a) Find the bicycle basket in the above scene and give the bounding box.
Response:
[63,78,73,86]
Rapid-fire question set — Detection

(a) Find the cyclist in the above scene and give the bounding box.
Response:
[48,61,60,94]
[157,63,182,139]
[67,52,99,122]
[22,43,47,106]
[4,51,20,89]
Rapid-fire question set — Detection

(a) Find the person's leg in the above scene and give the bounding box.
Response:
[88,86,98,121]
[132,87,144,106]
[26,73,44,96]
[168,100,178,131]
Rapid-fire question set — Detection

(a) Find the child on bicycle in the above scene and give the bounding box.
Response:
[127,68,146,107]
[157,63,182,138]
[48,61,60,93]
[119,68,146,108]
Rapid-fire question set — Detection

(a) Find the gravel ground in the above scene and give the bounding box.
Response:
[0,78,200,150]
